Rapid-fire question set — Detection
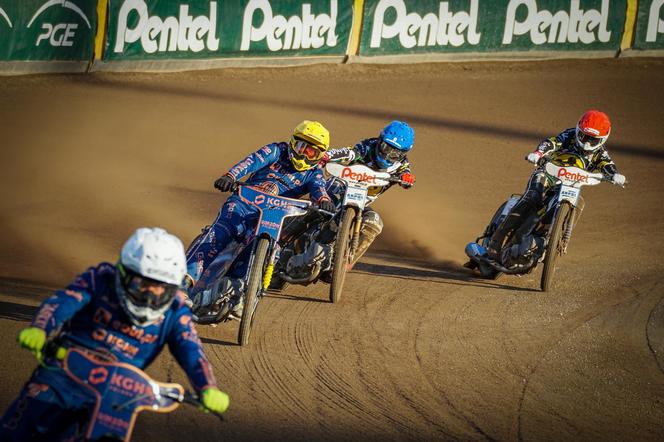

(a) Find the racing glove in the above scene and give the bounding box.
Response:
[526,152,542,164]
[318,199,336,214]
[214,175,235,193]
[611,173,626,187]
[201,387,230,414]
[318,153,330,167]
[18,327,46,359]
[399,173,415,189]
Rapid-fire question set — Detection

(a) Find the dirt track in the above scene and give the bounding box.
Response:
[1,58,663,441]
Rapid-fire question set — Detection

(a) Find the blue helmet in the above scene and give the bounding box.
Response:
[376,121,414,169]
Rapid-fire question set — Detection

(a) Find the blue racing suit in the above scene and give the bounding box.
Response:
[186,142,330,285]
[0,263,217,441]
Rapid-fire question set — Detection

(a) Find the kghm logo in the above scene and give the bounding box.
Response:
[241,0,338,51]
[503,0,611,45]
[647,0,664,42]
[0,7,12,28]
[370,0,481,49]
[114,0,220,53]
[28,0,92,47]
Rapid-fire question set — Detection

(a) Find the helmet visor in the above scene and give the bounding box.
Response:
[577,131,603,148]
[378,140,407,163]
[120,265,178,309]
[292,139,324,161]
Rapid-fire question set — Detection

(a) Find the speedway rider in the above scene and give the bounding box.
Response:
[486,110,627,261]
[317,120,416,266]
[185,120,336,312]
[1,227,229,441]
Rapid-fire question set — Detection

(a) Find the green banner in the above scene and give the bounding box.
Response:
[633,0,664,49]
[0,0,96,61]
[359,0,626,56]
[104,0,353,61]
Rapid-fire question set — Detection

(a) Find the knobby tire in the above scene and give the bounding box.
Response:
[541,202,572,292]
[330,208,356,303]
[238,238,270,346]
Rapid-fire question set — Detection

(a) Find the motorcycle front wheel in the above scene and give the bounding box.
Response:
[329,208,356,303]
[238,237,270,346]
[540,202,572,292]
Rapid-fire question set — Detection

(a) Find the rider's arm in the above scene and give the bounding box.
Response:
[30,265,100,334]
[593,148,619,177]
[325,139,374,165]
[225,143,281,181]
[307,168,332,204]
[166,296,218,392]
[530,128,573,159]
[325,147,357,164]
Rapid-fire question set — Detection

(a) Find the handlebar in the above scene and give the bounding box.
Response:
[533,157,626,189]
[308,204,336,218]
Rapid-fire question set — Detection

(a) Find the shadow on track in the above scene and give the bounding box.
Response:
[354,255,539,293]
[200,336,239,347]
[69,75,663,161]
[263,292,329,303]
[0,301,37,322]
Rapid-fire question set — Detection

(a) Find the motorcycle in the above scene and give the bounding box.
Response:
[465,152,624,291]
[42,344,220,441]
[270,163,402,303]
[189,183,325,345]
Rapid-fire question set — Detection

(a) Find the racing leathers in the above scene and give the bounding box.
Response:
[186,142,331,288]
[321,137,413,265]
[0,263,218,441]
[488,128,621,255]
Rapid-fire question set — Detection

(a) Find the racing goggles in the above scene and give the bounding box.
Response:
[576,130,605,149]
[378,140,407,162]
[119,265,178,309]
[292,139,325,161]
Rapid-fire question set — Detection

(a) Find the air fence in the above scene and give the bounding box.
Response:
[0,0,662,74]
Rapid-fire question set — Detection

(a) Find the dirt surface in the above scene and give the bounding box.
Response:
[1,57,663,441]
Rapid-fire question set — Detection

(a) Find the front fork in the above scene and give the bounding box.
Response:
[544,202,576,255]
[348,207,363,262]
[263,245,278,290]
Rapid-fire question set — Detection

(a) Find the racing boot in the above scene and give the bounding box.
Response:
[350,212,383,266]
[182,274,196,309]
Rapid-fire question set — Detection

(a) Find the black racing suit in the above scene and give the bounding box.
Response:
[323,138,412,264]
[488,128,620,254]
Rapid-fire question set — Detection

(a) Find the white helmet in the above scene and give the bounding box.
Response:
[116,227,186,326]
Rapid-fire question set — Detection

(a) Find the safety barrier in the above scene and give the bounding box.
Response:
[0,0,662,74]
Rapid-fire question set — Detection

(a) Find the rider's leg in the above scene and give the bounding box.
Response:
[487,172,548,255]
[0,367,95,441]
[185,198,256,286]
[351,208,384,266]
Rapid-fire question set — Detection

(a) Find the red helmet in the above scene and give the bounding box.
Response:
[576,110,611,153]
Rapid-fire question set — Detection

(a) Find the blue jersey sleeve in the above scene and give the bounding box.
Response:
[31,266,102,335]
[307,168,330,203]
[226,143,281,181]
[166,295,218,392]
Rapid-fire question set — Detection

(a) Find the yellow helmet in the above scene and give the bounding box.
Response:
[289,120,330,171]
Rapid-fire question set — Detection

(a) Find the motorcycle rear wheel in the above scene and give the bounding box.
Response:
[329,208,355,303]
[238,237,270,346]
[540,202,572,292]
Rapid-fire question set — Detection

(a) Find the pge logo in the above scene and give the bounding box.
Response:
[0,7,12,28]
[27,0,92,47]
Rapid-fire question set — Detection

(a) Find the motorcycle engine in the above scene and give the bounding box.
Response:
[501,234,545,270]
[286,242,332,279]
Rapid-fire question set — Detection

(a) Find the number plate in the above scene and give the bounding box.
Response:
[343,184,368,208]
[558,185,580,205]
